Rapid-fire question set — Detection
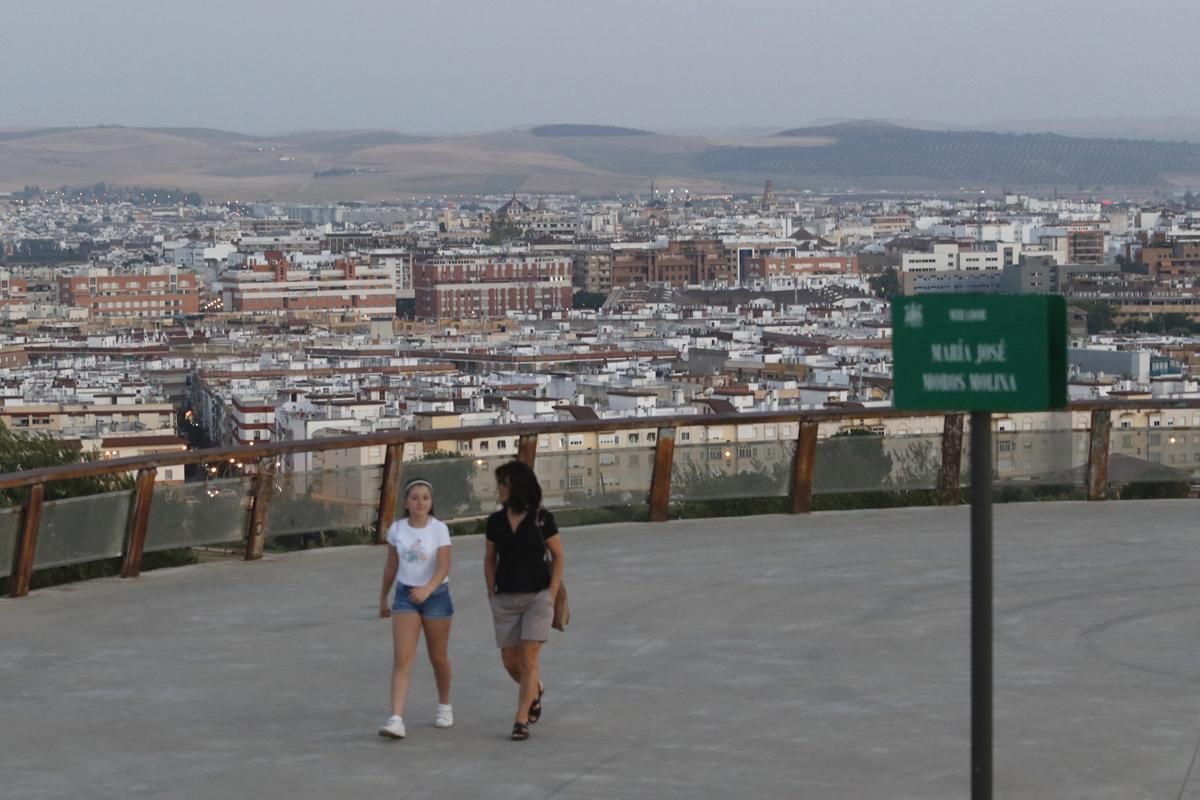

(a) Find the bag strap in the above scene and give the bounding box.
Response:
[534,507,551,561]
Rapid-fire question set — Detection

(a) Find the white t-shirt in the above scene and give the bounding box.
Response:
[386,517,452,588]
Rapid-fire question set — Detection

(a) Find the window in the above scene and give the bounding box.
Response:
[479,441,490,452]
[680,431,690,442]
[498,440,507,450]
[737,446,753,459]
[628,433,639,444]
[998,441,1016,453]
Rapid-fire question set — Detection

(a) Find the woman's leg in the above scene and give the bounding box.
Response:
[421,616,453,706]
[500,646,523,684]
[515,640,543,724]
[390,613,423,716]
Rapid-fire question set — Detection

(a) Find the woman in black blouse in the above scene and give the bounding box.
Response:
[484,460,565,741]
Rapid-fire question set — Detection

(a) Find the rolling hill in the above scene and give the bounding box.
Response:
[692,122,1200,188]
[2,121,1199,200]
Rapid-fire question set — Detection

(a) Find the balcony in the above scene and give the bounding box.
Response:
[2,401,1197,598]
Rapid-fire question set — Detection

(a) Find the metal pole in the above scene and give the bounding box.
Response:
[969,410,993,800]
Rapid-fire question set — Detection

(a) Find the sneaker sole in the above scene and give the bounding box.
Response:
[378,729,406,739]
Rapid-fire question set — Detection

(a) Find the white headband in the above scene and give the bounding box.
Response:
[404,479,433,493]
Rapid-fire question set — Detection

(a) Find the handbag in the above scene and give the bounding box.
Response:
[535,509,570,631]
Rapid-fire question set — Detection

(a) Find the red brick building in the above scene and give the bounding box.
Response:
[57,267,200,318]
[414,254,572,319]
[1139,237,1200,279]
[0,270,29,305]
[611,240,730,288]
[1066,230,1105,265]
[222,251,395,316]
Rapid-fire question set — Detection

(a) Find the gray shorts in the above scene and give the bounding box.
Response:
[490,590,553,648]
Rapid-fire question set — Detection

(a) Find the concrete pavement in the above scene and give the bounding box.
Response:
[2,500,1199,799]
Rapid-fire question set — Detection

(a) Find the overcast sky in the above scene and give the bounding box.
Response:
[1,0,1194,134]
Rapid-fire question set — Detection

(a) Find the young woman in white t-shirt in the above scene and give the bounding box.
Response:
[377,478,454,739]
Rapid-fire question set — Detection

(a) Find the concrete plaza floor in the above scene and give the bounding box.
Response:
[2,500,1199,799]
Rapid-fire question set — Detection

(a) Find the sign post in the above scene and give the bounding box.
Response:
[892,294,1067,800]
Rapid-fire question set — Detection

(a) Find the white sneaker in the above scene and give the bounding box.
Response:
[378,715,406,739]
[434,704,454,729]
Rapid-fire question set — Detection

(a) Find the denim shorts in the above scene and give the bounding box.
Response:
[392,582,454,618]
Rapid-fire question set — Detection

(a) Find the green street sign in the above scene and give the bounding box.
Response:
[892,294,1067,411]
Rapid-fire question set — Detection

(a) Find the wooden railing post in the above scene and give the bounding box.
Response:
[121,468,158,578]
[1086,409,1112,501]
[10,484,44,598]
[938,413,965,506]
[517,434,538,468]
[244,458,276,561]
[648,427,676,522]
[375,444,404,545]
[790,420,819,514]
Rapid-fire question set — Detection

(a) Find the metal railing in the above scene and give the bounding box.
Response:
[2,399,1199,598]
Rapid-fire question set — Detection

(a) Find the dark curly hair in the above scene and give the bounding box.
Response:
[494,460,542,514]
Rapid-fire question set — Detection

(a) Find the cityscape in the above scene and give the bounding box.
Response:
[3,1,1200,798]
[0,176,1196,504]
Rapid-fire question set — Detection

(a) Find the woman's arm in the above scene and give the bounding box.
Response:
[412,545,451,603]
[484,539,498,597]
[545,535,565,597]
[379,546,398,618]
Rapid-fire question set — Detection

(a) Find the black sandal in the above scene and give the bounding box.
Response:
[528,684,544,724]
[511,722,530,741]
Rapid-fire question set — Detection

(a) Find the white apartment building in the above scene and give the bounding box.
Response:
[901,243,1023,273]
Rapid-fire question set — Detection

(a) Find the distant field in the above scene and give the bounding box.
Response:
[2,121,1197,199]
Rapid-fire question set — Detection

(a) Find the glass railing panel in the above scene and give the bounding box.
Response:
[1109,427,1199,487]
[145,476,254,552]
[405,454,505,521]
[34,491,134,569]
[0,505,23,577]
[990,430,1089,489]
[814,433,942,494]
[671,440,797,501]
[267,466,383,537]
[535,447,657,510]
